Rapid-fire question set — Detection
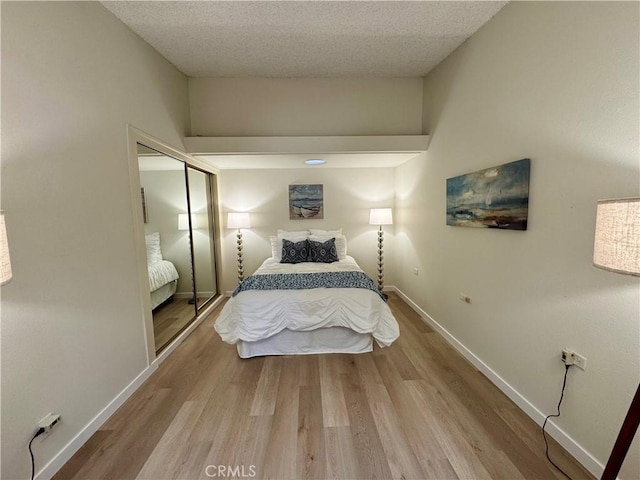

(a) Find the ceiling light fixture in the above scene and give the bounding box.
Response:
[305,159,325,165]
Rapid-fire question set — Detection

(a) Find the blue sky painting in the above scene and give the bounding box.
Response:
[446,158,530,230]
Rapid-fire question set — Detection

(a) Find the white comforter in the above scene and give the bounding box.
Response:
[148,260,179,292]
[214,256,399,347]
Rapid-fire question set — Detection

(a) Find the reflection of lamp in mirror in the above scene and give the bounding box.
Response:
[0,212,12,286]
[178,213,199,231]
[369,208,393,297]
[227,212,251,283]
[593,198,639,480]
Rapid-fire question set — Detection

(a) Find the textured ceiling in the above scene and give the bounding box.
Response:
[102,1,507,78]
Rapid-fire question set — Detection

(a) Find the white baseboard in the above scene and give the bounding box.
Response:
[36,294,226,479]
[391,286,605,479]
[36,363,158,480]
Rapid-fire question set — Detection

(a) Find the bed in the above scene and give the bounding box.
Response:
[146,232,180,310]
[214,229,399,358]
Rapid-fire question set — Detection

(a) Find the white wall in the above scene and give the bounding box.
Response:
[1,2,190,479]
[219,168,396,294]
[189,77,423,136]
[394,2,639,478]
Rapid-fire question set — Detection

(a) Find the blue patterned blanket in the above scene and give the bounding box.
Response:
[232,271,386,301]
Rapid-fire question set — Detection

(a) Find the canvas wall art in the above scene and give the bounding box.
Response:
[289,184,324,220]
[446,158,530,230]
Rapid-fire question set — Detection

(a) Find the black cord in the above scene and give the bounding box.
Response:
[29,428,45,480]
[542,364,574,480]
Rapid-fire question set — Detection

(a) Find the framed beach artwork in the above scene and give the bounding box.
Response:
[446,158,530,230]
[289,184,324,220]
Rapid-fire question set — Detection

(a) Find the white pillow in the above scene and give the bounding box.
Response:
[277,229,309,237]
[145,232,163,265]
[309,228,342,236]
[309,234,347,260]
[270,234,307,261]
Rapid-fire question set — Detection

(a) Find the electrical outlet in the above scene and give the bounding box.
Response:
[561,348,587,370]
[458,292,471,304]
[561,348,575,365]
[38,413,61,433]
[573,352,587,370]
[413,268,419,276]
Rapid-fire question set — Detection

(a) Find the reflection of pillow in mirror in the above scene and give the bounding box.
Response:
[309,234,347,260]
[145,232,163,265]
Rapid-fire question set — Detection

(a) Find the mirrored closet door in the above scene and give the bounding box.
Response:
[137,143,219,353]
[188,166,218,310]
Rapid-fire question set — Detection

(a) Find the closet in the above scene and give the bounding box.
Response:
[137,142,219,353]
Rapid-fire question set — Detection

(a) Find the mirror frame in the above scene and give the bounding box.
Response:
[126,125,220,364]
[187,165,221,312]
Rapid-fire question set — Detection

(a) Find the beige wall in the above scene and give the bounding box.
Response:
[218,168,396,293]
[1,2,190,479]
[189,77,423,136]
[395,1,639,477]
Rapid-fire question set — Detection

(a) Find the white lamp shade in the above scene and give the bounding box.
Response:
[0,213,12,286]
[593,198,640,276]
[369,208,393,226]
[178,213,198,231]
[227,212,251,229]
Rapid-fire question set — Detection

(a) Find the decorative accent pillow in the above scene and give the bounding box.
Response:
[309,238,339,263]
[271,234,308,261]
[309,234,347,260]
[281,239,310,264]
[145,232,163,265]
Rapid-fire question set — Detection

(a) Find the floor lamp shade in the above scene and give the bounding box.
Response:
[369,208,393,226]
[593,198,640,276]
[227,212,251,230]
[0,213,11,286]
[594,198,640,480]
[178,213,199,231]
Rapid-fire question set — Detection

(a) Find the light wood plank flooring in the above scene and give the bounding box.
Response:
[153,298,197,352]
[54,293,594,480]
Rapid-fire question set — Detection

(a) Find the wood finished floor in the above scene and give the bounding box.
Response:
[54,293,594,480]
[153,298,197,352]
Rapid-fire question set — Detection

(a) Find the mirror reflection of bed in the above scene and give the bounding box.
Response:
[137,143,219,353]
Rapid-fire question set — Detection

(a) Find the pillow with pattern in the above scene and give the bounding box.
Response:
[281,238,310,264]
[309,237,339,263]
[309,234,347,260]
